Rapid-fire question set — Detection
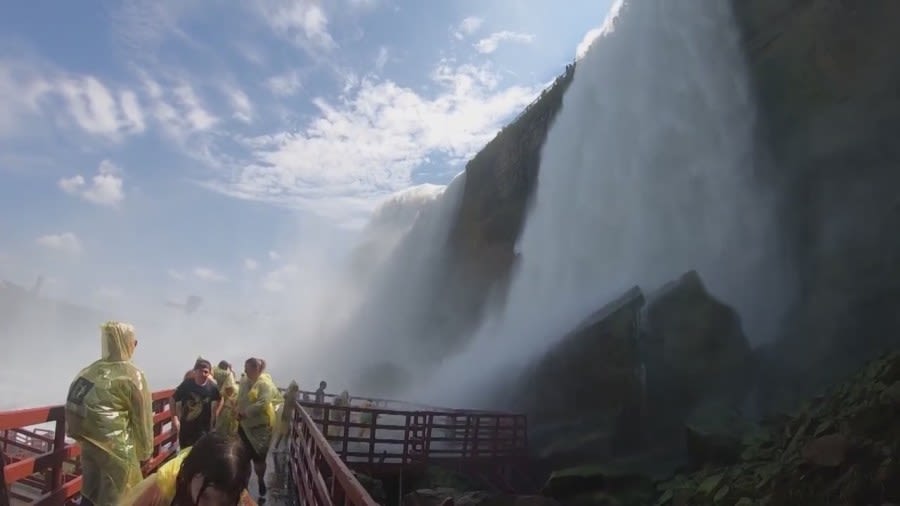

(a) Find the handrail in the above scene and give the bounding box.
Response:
[290,403,379,506]
[1,389,176,505]
[296,389,512,415]
[297,400,528,472]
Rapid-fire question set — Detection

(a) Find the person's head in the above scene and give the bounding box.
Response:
[217,360,231,371]
[172,432,251,506]
[243,358,265,381]
[100,320,137,361]
[319,380,327,390]
[193,358,213,385]
[287,381,299,393]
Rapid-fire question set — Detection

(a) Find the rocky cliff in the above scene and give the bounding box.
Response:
[732,0,900,409]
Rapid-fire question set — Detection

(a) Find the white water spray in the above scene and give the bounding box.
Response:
[413,0,787,407]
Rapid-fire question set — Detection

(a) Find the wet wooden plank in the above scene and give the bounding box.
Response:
[246,448,294,505]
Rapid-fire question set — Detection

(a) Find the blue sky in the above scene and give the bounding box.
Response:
[0,0,610,309]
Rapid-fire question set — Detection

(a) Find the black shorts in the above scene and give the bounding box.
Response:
[238,425,267,463]
[179,422,208,449]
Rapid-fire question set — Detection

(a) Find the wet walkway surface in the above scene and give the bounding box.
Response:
[247,447,295,505]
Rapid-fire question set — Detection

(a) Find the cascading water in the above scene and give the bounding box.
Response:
[308,174,468,391]
[412,0,788,407]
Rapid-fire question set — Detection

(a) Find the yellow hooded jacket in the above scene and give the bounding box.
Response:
[236,372,281,456]
[213,365,238,435]
[65,321,153,506]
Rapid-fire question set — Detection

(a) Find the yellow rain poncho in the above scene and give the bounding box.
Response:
[118,446,253,506]
[65,321,153,506]
[213,365,238,435]
[237,372,281,457]
[275,381,299,436]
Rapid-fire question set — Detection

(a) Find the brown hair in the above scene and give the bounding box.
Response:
[172,432,251,505]
[244,357,266,372]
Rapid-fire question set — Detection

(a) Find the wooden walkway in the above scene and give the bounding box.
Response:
[1,388,529,506]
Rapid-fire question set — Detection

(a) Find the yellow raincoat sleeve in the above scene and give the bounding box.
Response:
[130,370,154,462]
[244,378,276,423]
[118,446,191,506]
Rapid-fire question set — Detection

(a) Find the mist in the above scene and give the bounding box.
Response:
[0,178,458,410]
[407,0,791,408]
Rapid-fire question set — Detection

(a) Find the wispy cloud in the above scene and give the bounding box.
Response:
[474,31,535,54]
[244,258,259,271]
[454,16,484,40]
[193,266,227,282]
[0,58,146,141]
[36,232,83,255]
[58,160,125,207]
[255,0,338,55]
[206,60,540,225]
[266,70,303,97]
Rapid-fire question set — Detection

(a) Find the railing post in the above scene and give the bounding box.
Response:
[50,414,66,492]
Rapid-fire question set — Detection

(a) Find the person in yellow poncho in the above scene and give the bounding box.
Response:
[273,381,299,450]
[236,357,281,500]
[119,432,252,505]
[65,321,153,506]
[213,360,239,435]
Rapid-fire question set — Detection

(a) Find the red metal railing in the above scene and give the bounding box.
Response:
[1,389,176,505]
[291,394,529,497]
[3,387,531,506]
[290,403,380,506]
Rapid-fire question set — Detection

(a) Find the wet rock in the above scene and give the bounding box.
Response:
[801,433,850,467]
[541,464,654,505]
[404,489,460,506]
[644,270,755,405]
[353,472,387,504]
[404,490,560,506]
[652,351,900,505]
[683,404,750,469]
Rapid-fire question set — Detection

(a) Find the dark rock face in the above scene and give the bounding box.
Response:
[437,66,577,350]
[643,270,755,407]
[732,0,900,405]
[511,286,646,425]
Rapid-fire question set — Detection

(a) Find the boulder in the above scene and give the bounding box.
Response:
[644,270,755,405]
[404,490,561,506]
[353,472,387,504]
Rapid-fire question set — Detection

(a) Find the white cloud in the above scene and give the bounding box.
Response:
[140,75,218,143]
[193,267,227,282]
[244,258,259,271]
[255,0,337,54]
[474,31,535,54]
[36,232,83,255]
[207,60,540,225]
[266,71,303,97]
[0,59,146,140]
[454,16,484,39]
[221,84,254,123]
[374,46,389,72]
[262,264,299,292]
[268,251,281,261]
[168,269,186,281]
[58,159,125,207]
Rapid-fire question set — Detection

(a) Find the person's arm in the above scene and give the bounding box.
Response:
[210,386,221,429]
[172,382,186,434]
